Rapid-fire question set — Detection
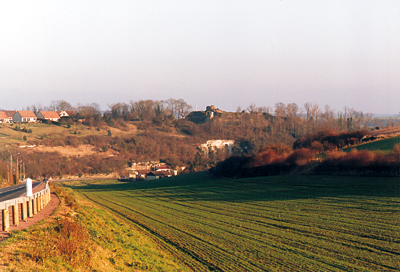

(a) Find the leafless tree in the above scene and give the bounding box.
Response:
[24,103,44,115]
[247,103,257,114]
[274,102,286,117]
[286,103,299,117]
[48,100,74,111]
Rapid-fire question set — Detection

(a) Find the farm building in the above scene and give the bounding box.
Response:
[37,111,61,122]
[13,111,37,123]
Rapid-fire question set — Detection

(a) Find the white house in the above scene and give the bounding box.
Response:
[0,112,10,123]
[4,111,16,122]
[37,111,60,122]
[146,171,171,180]
[13,111,37,123]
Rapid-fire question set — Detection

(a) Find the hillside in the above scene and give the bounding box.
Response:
[1,103,400,183]
[0,111,299,181]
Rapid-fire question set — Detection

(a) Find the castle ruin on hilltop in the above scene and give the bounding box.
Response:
[186,105,225,124]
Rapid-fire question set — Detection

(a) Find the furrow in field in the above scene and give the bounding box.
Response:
[84,191,399,271]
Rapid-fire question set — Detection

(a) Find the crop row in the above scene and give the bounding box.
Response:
[70,176,400,271]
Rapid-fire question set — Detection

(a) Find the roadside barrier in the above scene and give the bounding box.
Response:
[0,182,51,232]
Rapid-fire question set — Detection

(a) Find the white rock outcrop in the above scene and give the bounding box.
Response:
[199,140,235,154]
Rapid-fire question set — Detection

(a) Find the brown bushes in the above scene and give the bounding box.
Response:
[213,145,316,178]
[293,130,370,151]
[27,194,91,267]
[317,149,399,176]
[213,144,400,178]
[53,217,90,264]
[285,148,315,166]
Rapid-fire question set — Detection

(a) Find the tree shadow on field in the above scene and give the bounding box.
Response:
[61,171,400,203]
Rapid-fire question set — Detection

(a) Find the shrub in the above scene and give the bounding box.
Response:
[391,143,400,162]
[212,156,251,178]
[285,148,315,166]
[247,150,282,168]
[65,136,79,147]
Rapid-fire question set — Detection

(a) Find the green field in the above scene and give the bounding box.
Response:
[344,135,400,153]
[63,173,400,271]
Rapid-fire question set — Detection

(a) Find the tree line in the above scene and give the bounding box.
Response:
[0,99,398,182]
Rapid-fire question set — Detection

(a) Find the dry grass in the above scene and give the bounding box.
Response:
[23,144,117,158]
[0,122,139,146]
[0,183,188,272]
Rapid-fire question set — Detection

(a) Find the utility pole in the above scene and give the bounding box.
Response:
[16,157,19,184]
[9,153,20,184]
[10,154,12,185]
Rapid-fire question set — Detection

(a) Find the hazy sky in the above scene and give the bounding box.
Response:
[1,1,399,114]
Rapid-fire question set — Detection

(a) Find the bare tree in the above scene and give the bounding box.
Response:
[274,102,286,117]
[25,103,44,115]
[321,105,335,130]
[176,99,192,118]
[286,103,299,117]
[76,103,101,118]
[48,100,74,111]
[247,103,257,114]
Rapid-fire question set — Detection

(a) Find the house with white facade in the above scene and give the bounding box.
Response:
[37,111,60,122]
[13,111,37,123]
[146,171,171,180]
[0,112,10,123]
[4,111,16,122]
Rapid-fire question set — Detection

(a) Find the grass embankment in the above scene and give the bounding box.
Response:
[61,172,399,271]
[343,135,400,153]
[0,184,187,271]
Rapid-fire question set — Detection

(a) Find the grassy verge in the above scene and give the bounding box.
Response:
[0,183,188,271]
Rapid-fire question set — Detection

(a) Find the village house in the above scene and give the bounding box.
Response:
[13,111,37,123]
[3,111,16,122]
[58,110,69,118]
[135,169,151,180]
[0,112,10,123]
[155,165,171,172]
[58,110,75,118]
[146,171,172,180]
[37,111,60,122]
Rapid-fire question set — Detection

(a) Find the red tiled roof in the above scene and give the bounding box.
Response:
[39,111,60,119]
[157,165,171,170]
[0,112,8,119]
[4,111,16,118]
[137,170,150,175]
[58,110,75,117]
[17,111,37,118]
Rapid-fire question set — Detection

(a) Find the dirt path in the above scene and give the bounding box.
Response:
[0,190,60,243]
